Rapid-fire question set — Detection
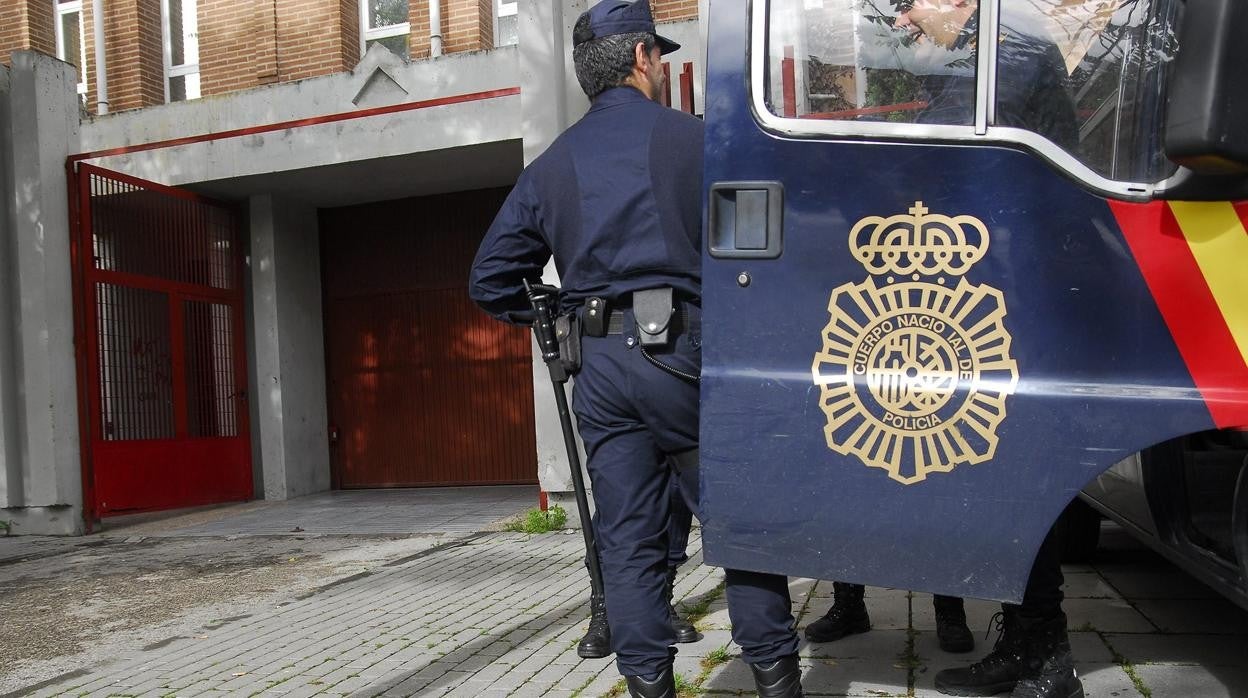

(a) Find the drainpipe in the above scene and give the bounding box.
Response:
[92,0,109,114]
[429,0,443,57]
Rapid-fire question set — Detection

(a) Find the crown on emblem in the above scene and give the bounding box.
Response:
[849,201,990,278]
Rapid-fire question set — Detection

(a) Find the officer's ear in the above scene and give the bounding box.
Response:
[633,40,650,71]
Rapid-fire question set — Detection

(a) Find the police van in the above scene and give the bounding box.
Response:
[699,0,1248,608]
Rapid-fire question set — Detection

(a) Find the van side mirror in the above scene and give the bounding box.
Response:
[1163,0,1248,176]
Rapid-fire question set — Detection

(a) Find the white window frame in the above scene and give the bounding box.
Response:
[494,0,518,48]
[359,0,412,58]
[749,0,1158,200]
[53,0,87,95]
[161,0,201,102]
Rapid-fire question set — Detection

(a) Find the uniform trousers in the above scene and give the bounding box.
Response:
[571,304,799,677]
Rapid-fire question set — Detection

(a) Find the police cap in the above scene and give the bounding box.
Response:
[573,0,681,55]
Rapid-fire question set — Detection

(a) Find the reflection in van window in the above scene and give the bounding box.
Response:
[765,0,977,125]
[765,0,1180,184]
[1022,0,1179,181]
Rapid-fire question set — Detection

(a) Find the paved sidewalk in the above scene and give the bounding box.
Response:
[3,501,1247,696]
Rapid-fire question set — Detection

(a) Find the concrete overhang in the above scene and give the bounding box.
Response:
[183,140,523,207]
[74,45,523,206]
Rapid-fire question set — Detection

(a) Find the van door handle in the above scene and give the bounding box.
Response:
[708,182,783,259]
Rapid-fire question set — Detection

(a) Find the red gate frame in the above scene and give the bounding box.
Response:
[68,162,253,526]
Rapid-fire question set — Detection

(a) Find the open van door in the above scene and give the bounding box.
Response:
[699,0,1248,602]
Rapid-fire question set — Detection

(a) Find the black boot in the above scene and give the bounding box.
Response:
[934,606,1026,696]
[1011,615,1084,698]
[577,591,611,659]
[804,582,870,642]
[933,594,974,653]
[666,566,700,643]
[750,654,805,698]
[625,667,675,698]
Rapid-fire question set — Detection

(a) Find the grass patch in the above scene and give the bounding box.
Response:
[679,581,727,626]
[674,671,699,697]
[1099,632,1152,698]
[701,644,731,669]
[504,504,568,533]
[569,671,598,697]
[598,671,700,697]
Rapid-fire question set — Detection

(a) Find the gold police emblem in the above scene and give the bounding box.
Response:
[811,202,1019,484]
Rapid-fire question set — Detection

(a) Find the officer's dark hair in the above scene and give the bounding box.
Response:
[572,13,657,99]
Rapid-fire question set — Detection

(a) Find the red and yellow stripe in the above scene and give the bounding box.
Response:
[1109,200,1248,429]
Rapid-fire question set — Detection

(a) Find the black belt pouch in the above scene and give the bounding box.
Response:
[555,314,581,373]
[634,287,674,347]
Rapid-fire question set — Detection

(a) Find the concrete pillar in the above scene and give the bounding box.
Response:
[0,52,85,535]
[517,0,591,517]
[247,194,331,501]
[518,0,588,165]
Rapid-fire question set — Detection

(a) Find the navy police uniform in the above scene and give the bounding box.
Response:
[469,43,798,679]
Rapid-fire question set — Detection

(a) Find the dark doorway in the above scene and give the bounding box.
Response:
[320,188,537,488]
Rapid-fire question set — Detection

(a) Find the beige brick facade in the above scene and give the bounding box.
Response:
[1,0,56,68]
[653,0,698,23]
[3,0,699,114]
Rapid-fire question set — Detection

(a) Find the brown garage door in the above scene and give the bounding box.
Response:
[320,188,537,488]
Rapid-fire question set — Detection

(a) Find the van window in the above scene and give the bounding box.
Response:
[1021,0,1179,181]
[763,0,1181,185]
[764,0,978,126]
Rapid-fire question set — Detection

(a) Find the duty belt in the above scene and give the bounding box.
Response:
[583,299,692,336]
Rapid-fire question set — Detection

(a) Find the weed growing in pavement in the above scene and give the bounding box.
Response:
[702,645,731,667]
[505,504,568,533]
[673,671,699,697]
[678,581,726,627]
[1099,631,1152,698]
[0,519,12,535]
[693,643,735,686]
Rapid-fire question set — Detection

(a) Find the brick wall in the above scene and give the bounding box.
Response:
[200,0,361,96]
[81,0,164,112]
[5,0,510,111]
[409,0,432,59]
[442,0,492,54]
[109,0,165,109]
[1,0,56,67]
[338,0,359,71]
[408,0,492,60]
[653,0,698,23]
[277,0,360,82]
[198,0,257,94]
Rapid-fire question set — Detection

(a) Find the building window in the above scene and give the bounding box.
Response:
[54,0,87,95]
[360,0,411,59]
[496,0,518,47]
[162,0,201,102]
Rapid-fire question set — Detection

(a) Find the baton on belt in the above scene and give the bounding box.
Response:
[524,280,605,601]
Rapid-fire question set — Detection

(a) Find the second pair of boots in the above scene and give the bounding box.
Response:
[626,654,804,698]
[934,609,1084,698]
[804,582,975,653]
[578,565,699,659]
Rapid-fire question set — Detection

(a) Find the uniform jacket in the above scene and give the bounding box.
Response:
[469,86,705,324]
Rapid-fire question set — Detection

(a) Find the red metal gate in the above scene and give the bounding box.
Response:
[72,163,252,517]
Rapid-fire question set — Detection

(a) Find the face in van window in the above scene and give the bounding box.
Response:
[894,0,977,50]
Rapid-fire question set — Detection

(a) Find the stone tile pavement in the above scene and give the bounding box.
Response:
[96,486,543,537]
[6,511,1248,697]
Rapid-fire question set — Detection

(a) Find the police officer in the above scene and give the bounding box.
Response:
[469,2,803,696]
[888,1,1082,696]
[578,480,699,659]
[806,584,974,654]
